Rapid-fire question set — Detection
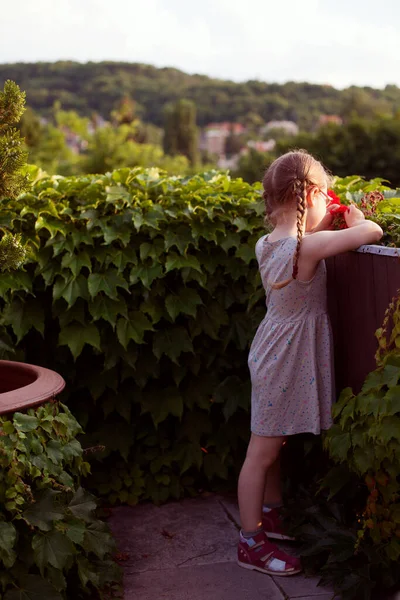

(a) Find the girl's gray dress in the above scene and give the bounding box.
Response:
[248,235,334,436]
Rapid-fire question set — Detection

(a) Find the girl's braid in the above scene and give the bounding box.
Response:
[292,178,307,280]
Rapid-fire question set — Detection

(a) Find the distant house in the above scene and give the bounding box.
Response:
[200,122,245,156]
[318,115,343,127]
[247,140,276,153]
[261,120,299,136]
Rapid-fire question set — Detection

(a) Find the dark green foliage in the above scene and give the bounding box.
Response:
[0,167,266,506]
[283,295,400,600]
[0,402,121,599]
[277,117,400,187]
[0,80,30,199]
[0,81,30,270]
[2,62,400,129]
[163,99,199,165]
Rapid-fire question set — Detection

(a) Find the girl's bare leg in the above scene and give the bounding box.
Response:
[263,455,282,507]
[237,433,284,532]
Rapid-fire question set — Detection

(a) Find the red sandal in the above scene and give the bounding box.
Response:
[237,530,302,576]
[262,508,296,541]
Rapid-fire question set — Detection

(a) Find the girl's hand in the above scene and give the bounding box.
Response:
[344,204,365,228]
[310,205,340,233]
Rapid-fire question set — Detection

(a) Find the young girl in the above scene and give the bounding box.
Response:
[237,150,383,576]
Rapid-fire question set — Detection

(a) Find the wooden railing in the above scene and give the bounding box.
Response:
[327,245,400,395]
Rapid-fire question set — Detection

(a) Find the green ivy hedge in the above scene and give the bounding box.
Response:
[0,401,121,599]
[0,167,267,505]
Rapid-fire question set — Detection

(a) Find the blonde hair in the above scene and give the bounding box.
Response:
[262,150,330,289]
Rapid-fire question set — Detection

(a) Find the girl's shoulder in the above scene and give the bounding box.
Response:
[255,234,268,259]
[255,234,296,261]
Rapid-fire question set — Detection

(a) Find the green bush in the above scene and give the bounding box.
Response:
[0,167,266,505]
[0,401,121,599]
[283,293,400,600]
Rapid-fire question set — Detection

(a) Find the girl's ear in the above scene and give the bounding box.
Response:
[306,185,318,208]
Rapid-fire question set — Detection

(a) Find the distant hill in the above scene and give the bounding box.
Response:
[1,61,399,129]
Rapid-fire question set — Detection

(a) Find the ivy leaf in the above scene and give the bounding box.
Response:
[220,231,240,252]
[82,522,115,559]
[61,251,92,277]
[35,215,67,238]
[53,274,89,308]
[88,268,129,300]
[142,206,167,230]
[71,229,94,247]
[101,223,131,246]
[0,271,32,298]
[377,419,400,444]
[165,252,202,274]
[153,327,194,363]
[384,385,400,415]
[57,299,86,328]
[65,520,86,545]
[328,432,351,462]
[164,227,195,255]
[89,295,128,328]
[46,440,64,464]
[130,263,164,288]
[233,216,251,232]
[32,531,75,572]
[105,185,132,205]
[139,297,165,324]
[2,298,44,343]
[58,323,101,359]
[23,490,64,531]
[68,487,97,522]
[191,220,225,242]
[77,555,100,587]
[142,386,184,427]
[165,288,203,321]
[362,364,400,392]
[139,239,164,261]
[109,247,137,271]
[13,413,39,432]
[0,521,16,550]
[353,446,377,474]
[4,575,62,600]
[116,313,153,348]
[0,522,17,568]
[235,245,256,264]
[46,566,67,593]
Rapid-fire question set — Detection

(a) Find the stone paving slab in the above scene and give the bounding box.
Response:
[274,575,333,598]
[109,493,336,599]
[127,563,285,600]
[294,596,334,600]
[109,496,238,574]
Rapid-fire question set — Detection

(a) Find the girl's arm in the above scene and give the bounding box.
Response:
[302,205,383,262]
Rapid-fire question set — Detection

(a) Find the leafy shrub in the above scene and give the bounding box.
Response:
[0,167,266,505]
[284,293,400,600]
[0,401,121,599]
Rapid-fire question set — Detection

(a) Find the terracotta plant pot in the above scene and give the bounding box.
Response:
[0,360,65,415]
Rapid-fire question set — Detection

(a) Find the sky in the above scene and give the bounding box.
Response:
[1,0,400,89]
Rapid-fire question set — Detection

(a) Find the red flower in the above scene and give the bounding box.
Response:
[327,189,341,205]
[327,189,349,229]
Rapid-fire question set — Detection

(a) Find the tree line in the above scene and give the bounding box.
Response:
[1,61,399,130]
